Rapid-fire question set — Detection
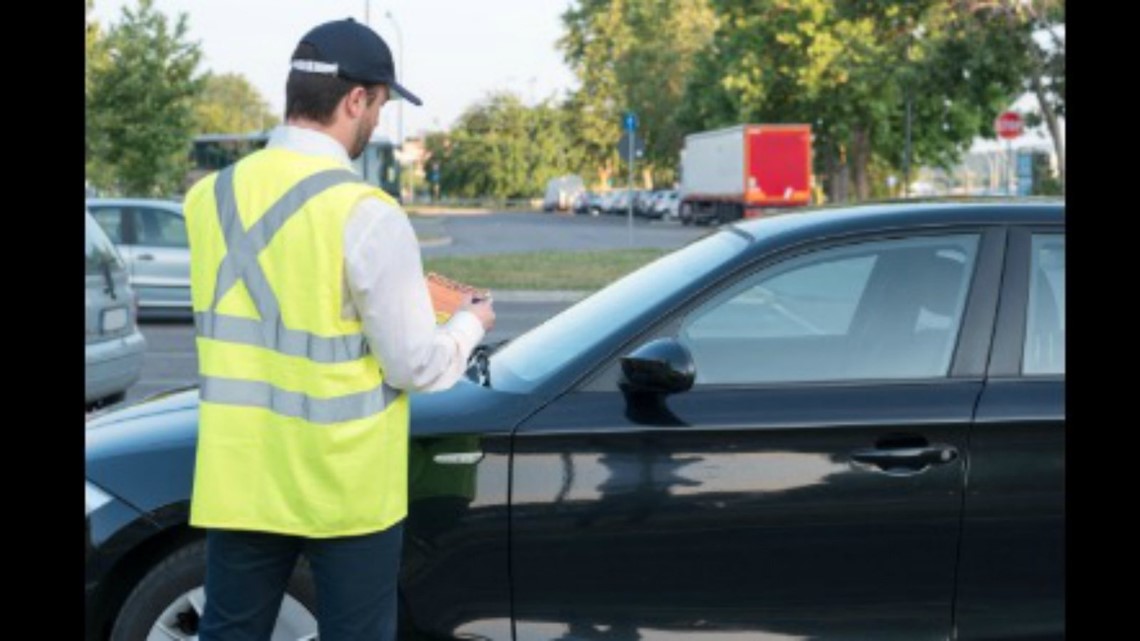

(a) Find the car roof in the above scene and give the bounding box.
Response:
[733,198,1063,245]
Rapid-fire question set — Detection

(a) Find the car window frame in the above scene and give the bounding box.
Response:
[134,206,188,249]
[577,225,1008,393]
[88,207,127,245]
[88,204,141,245]
[987,224,1065,380]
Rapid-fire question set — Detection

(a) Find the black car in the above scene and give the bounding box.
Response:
[86,200,1065,641]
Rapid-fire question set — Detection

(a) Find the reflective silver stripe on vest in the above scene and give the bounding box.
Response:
[210,167,360,316]
[195,312,370,363]
[198,164,392,420]
[211,166,279,321]
[200,376,402,425]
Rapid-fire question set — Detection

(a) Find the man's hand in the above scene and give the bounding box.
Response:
[460,294,496,332]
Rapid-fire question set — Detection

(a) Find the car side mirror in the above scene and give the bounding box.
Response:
[619,338,696,395]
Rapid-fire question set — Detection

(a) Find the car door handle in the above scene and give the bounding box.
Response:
[136,253,155,261]
[850,444,959,474]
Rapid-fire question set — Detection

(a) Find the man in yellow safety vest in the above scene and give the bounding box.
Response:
[183,17,495,641]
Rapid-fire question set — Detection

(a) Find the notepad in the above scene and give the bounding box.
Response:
[426,272,490,323]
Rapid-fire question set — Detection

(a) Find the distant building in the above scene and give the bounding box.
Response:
[915,92,1063,196]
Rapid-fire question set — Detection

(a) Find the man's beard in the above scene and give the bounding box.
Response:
[349,117,372,159]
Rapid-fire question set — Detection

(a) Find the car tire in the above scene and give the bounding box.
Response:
[110,539,317,641]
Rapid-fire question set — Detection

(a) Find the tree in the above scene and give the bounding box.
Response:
[87,0,203,196]
[431,92,587,200]
[953,0,1064,191]
[678,0,1030,201]
[560,0,718,187]
[193,72,280,134]
[86,0,114,190]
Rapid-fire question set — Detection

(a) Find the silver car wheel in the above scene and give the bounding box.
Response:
[145,586,318,641]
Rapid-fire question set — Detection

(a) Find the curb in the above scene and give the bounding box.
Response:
[418,236,453,248]
[488,290,590,303]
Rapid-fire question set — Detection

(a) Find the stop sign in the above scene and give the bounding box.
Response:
[995,111,1024,140]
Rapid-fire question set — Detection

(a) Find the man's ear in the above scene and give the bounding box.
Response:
[343,86,368,119]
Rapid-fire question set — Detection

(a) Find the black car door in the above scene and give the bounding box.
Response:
[954,226,1065,640]
[510,227,1006,641]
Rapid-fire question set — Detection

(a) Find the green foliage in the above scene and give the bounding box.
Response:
[677,0,1036,200]
[87,0,203,197]
[193,72,279,134]
[954,0,1064,191]
[424,248,667,290]
[86,0,114,190]
[560,0,718,185]
[428,92,588,199]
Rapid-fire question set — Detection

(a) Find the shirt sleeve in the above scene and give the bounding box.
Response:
[343,197,486,393]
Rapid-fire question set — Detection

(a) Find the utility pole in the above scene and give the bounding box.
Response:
[385,11,404,149]
[628,133,634,247]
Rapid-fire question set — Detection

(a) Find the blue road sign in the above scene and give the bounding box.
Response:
[623,111,638,132]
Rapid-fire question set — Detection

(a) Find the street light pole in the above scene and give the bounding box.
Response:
[385,10,404,149]
[384,11,407,202]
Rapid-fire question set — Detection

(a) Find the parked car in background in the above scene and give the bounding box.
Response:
[633,190,657,217]
[86,200,1064,641]
[543,175,586,212]
[596,191,618,214]
[86,210,146,411]
[573,191,604,216]
[86,198,191,317]
[606,189,633,215]
[654,189,681,220]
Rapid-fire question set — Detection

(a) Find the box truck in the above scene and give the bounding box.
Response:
[679,124,812,225]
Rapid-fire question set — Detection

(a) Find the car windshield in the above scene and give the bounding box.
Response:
[488,230,748,392]
[85,211,123,275]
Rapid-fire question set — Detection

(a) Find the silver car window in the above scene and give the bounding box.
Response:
[135,208,188,248]
[1023,234,1065,375]
[86,211,124,275]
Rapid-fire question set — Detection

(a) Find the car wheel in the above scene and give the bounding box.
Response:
[110,540,318,641]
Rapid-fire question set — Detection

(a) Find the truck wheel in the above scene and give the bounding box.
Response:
[720,204,742,225]
[680,203,693,226]
[110,540,317,641]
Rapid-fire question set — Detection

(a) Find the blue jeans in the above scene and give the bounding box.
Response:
[198,522,404,641]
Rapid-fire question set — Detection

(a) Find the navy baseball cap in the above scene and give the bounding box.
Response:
[291,18,422,106]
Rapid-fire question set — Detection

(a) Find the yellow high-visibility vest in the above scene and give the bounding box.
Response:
[184,147,409,537]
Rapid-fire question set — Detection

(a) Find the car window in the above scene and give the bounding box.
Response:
[89,207,124,244]
[135,208,188,248]
[679,234,980,385]
[86,211,123,275]
[489,230,748,392]
[1023,234,1065,375]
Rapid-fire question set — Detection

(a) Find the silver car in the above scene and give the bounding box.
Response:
[86,198,191,315]
[86,210,146,409]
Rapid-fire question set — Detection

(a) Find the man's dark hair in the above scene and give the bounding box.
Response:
[285,43,383,125]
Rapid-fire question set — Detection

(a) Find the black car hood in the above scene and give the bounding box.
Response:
[85,379,544,515]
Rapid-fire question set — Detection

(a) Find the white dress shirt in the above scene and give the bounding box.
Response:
[266,125,485,392]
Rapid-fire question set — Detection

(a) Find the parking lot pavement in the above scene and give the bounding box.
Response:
[415,211,705,258]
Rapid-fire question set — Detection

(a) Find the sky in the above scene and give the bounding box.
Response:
[89,0,581,143]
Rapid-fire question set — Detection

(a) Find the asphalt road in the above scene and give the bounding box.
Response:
[414,211,707,257]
